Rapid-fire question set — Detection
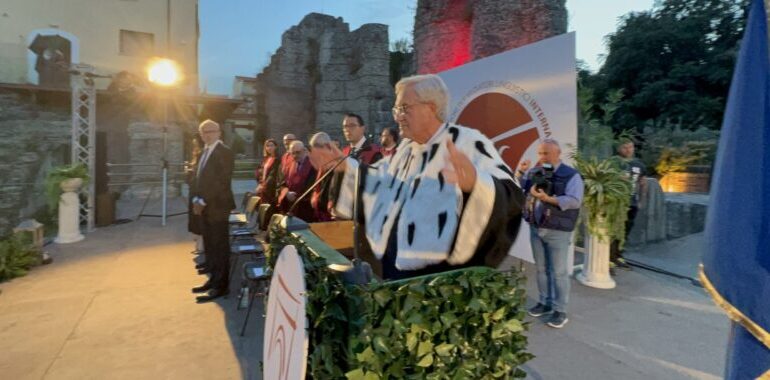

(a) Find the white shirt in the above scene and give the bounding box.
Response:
[195,140,221,205]
[351,137,366,151]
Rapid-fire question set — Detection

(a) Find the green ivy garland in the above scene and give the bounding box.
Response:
[267,225,532,379]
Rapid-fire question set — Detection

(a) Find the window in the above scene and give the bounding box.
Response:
[119,30,154,56]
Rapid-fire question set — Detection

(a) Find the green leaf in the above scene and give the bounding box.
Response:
[345,368,366,380]
[491,307,506,321]
[416,353,434,367]
[373,336,390,355]
[356,346,376,363]
[373,288,392,307]
[417,340,434,357]
[435,343,455,357]
[406,332,418,352]
[503,318,524,333]
[439,313,458,327]
[402,294,420,314]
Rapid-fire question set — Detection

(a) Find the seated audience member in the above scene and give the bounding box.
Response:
[277,141,317,222]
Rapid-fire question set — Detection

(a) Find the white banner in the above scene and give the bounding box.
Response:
[440,32,577,263]
[264,245,308,380]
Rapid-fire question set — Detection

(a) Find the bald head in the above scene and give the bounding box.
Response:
[283,134,297,151]
[289,140,307,161]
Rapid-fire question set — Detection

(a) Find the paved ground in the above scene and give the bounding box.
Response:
[508,233,727,380]
[0,193,728,379]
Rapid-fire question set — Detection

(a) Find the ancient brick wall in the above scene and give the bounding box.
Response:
[0,90,70,237]
[254,13,394,145]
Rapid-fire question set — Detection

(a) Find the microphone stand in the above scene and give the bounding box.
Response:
[284,151,353,231]
[346,162,373,285]
[284,148,372,284]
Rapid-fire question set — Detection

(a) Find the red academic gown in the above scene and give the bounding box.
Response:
[277,156,317,222]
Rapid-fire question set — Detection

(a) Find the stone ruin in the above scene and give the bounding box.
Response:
[0,90,71,237]
[413,0,568,73]
[254,13,394,144]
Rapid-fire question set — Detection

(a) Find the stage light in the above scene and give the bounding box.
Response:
[147,58,181,87]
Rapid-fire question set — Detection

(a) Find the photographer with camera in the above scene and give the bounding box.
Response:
[516,139,583,328]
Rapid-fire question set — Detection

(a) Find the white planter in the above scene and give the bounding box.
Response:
[55,177,85,244]
[59,178,83,192]
[576,225,616,289]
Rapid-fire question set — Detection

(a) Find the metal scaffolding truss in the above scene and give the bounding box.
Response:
[70,64,96,231]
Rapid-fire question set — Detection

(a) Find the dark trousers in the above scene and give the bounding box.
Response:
[610,206,639,262]
[202,209,230,291]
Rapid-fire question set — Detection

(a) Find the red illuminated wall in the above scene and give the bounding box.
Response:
[414,0,567,74]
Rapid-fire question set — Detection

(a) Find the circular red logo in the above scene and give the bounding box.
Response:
[456,92,542,169]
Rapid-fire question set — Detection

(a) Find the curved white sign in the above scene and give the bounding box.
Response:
[263,245,307,380]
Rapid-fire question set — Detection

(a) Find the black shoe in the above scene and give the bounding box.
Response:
[527,303,553,317]
[195,263,208,270]
[192,283,212,294]
[196,289,229,303]
[197,268,211,275]
[547,311,569,328]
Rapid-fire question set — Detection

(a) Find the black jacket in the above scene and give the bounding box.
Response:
[192,142,235,214]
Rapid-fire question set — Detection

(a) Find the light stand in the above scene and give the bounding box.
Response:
[141,57,184,226]
[161,95,169,226]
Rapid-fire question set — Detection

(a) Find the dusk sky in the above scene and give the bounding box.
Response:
[199,0,655,96]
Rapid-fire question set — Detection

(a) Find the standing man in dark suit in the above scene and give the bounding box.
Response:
[191,120,235,303]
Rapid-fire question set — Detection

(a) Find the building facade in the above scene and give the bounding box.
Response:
[0,0,199,92]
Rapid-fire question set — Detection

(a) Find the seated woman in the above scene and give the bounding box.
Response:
[256,139,280,207]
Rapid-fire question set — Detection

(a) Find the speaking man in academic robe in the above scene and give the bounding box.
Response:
[311,74,525,280]
[190,120,235,303]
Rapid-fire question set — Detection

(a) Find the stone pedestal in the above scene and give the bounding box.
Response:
[55,178,84,244]
[576,228,615,289]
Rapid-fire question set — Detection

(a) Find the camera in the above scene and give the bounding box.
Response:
[530,163,554,195]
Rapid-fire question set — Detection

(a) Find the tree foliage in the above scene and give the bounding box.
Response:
[586,0,749,132]
[390,38,415,86]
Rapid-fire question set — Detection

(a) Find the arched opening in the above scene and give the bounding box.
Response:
[26,29,80,87]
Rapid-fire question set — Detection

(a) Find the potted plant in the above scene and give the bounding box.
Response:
[572,154,633,289]
[45,164,90,211]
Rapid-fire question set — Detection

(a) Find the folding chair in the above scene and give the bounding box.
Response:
[229,195,260,227]
[237,256,270,336]
[229,233,266,281]
[257,203,276,233]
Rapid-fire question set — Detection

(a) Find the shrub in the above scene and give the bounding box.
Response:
[0,235,39,282]
[267,226,533,379]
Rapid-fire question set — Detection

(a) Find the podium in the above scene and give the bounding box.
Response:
[263,214,532,378]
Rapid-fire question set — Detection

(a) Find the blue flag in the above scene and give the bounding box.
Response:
[701,0,770,378]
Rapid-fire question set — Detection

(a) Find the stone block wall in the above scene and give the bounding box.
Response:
[119,121,185,199]
[627,178,668,245]
[0,90,70,237]
[414,0,568,74]
[627,179,710,246]
[664,194,709,240]
[255,13,394,145]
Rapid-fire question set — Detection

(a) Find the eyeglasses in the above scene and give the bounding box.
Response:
[391,103,423,117]
[290,150,304,156]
